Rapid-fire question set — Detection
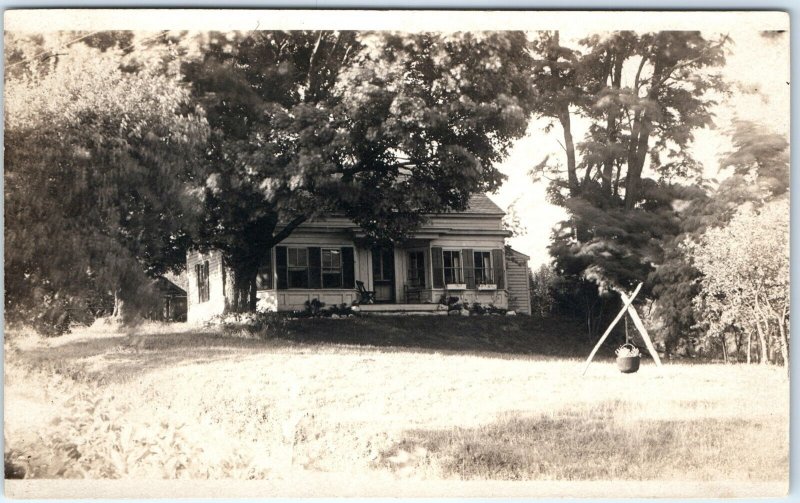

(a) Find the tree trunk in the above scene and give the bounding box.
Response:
[560,109,579,197]
[746,330,752,364]
[225,263,259,313]
[112,289,125,320]
[753,294,770,365]
[602,55,623,200]
[721,334,728,364]
[754,320,768,365]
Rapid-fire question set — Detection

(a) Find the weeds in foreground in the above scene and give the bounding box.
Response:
[379,401,787,481]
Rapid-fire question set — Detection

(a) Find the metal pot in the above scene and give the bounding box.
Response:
[616,343,641,373]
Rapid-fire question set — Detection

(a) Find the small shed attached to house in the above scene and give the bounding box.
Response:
[154,276,188,322]
[505,247,531,315]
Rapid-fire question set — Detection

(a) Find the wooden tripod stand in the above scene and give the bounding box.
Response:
[582,282,663,375]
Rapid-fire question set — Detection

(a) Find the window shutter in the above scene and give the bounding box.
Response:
[463,249,475,289]
[256,249,273,290]
[342,247,355,288]
[491,249,505,289]
[202,261,210,302]
[431,247,444,288]
[308,247,322,289]
[195,264,201,301]
[276,246,288,290]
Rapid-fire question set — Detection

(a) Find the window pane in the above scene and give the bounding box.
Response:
[289,269,308,288]
[323,272,342,288]
[443,251,453,268]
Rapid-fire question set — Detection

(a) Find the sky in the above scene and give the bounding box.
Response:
[489,29,790,268]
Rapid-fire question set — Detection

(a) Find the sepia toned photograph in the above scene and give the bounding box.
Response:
[3,9,790,498]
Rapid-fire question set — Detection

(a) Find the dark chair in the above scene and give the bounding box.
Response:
[404,284,422,303]
[356,280,376,304]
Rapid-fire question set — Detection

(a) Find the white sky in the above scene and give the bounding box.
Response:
[490,29,790,267]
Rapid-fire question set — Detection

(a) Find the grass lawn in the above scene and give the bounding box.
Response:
[4,316,789,495]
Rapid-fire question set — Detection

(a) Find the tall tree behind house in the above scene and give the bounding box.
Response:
[527,30,730,340]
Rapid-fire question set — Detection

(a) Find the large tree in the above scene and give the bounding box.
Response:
[183,31,536,311]
[650,120,789,355]
[4,36,207,328]
[528,30,729,337]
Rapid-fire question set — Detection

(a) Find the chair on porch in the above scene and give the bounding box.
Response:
[355,281,376,304]
[404,285,422,303]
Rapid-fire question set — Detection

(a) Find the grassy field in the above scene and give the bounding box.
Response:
[4,316,789,493]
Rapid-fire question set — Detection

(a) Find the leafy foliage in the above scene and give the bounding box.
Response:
[182,31,536,311]
[530,30,730,295]
[526,31,766,347]
[4,38,208,329]
[687,197,789,367]
[649,120,789,354]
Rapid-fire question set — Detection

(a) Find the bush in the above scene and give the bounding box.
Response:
[8,388,267,479]
[210,312,290,339]
[467,302,507,316]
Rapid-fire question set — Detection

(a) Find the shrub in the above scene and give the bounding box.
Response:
[211,312,290,339]
[467,302,507,316]
[9,388,268,479]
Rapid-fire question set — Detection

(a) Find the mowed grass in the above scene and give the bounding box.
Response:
[4,317,789,484]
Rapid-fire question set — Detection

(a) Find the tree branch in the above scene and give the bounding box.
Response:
[655,34,730,89]
[270,215,308,246]
[634,55,648,93]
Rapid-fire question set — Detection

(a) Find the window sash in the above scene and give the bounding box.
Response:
[322,249,341,271]
[407,251,425,287]
[322,248,343,288]
[474,251,494,284]
[443,250,463,284]
[288,248,308,268]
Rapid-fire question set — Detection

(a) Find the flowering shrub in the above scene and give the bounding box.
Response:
[615,345,641,358]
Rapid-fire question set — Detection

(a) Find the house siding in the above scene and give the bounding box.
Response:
[186,249,227,322]
[506,248,532,315]
[185,195,521,320]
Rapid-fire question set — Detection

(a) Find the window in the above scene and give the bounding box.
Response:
[474,251,494,285]
[322,248,342,288]
[288,247,309,288]
[196,260,210,303]
[407,251,425,287]
[373,248,393,281]
[443,250,463,284]
[256,251,273,290]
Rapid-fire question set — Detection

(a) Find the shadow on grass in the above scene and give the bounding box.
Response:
[261,315,600,357]
[378,400,788,481]
[8,316,617,384]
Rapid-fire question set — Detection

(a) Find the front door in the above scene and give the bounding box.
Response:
[372,247,395,303]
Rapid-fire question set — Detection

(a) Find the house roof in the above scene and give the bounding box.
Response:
[506,247,530,260]
[155,276,187,296]
[460,193,505,215]
[163,271,189,291]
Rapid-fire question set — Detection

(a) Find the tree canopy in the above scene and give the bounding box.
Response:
[182,30,536,310]
[531,30,730,289]
[4,39,208,328]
